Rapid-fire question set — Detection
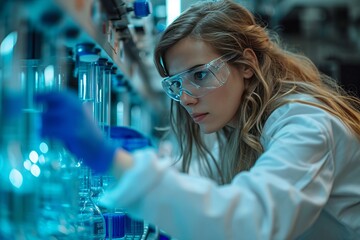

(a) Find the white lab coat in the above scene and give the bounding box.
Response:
[100,95,360,239]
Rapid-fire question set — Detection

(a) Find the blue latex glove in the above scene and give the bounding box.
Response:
[108,126,153,152]
[35,90,116,174]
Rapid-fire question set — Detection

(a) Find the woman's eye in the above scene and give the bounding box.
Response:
[193,71,208,81]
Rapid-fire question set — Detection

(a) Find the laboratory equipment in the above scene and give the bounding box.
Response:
[0,14,40,239]
[0,0,161,238]
[78,165,107,240]
[20,28,82,238]
[75,43,107,240]
[0,88,40,240]
[104,212,126,240]
[76,43,100,118]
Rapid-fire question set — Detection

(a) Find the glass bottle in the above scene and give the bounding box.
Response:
[78,166,106,239]
[103,211,126,240]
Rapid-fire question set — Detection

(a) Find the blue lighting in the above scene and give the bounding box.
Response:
[39,142,49,154]
[44,65,55,87]
[9,169,23,188]
[29,150,39,163]
[0,31,18,55]
[31,164,41,177]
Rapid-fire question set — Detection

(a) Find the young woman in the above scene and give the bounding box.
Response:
[36,0,360,239]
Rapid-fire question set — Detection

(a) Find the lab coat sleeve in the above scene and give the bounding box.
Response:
[99,102,336,240]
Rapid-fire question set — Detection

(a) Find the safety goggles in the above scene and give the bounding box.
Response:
[161,53,236,101]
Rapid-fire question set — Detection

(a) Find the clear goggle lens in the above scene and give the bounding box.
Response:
[162,53,236,101]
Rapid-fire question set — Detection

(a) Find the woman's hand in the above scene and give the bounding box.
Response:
[35,90,115,173]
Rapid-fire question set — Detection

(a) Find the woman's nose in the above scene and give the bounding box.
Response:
[179,91,198,106]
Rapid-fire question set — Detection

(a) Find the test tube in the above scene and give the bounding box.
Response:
[76,43,100,118]
[94,57,108,130]
[104,61,113,131]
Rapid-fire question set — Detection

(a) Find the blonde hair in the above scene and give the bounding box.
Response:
[154,0,360,184]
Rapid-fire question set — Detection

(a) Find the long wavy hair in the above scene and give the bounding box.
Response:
[154,0,360,184]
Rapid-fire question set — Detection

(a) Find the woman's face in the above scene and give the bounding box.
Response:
[164,37,250,133]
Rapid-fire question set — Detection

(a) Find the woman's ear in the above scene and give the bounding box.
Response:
[242,48,257,79]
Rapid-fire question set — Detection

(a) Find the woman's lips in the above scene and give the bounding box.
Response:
[191,113,208,123]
